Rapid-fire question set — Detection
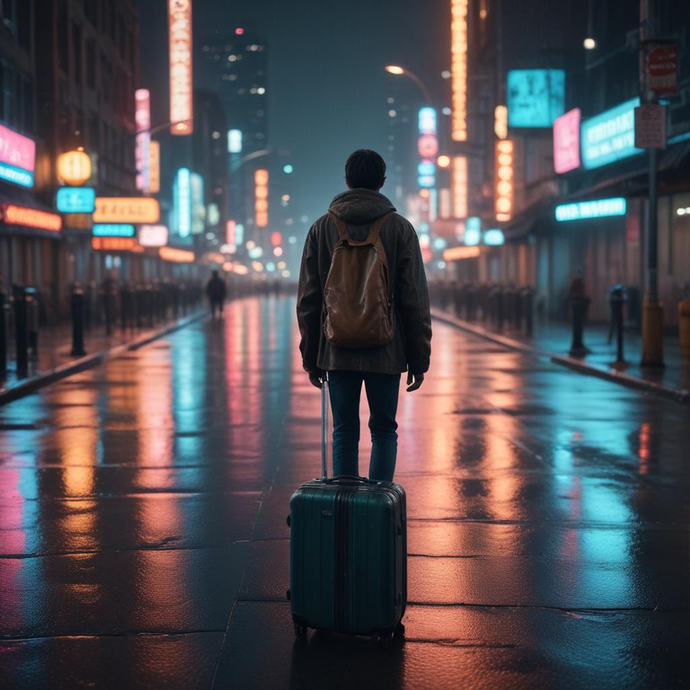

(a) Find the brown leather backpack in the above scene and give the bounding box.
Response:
[323,211,395,349]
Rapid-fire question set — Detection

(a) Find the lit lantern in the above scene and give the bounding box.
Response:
[57,150,92,186]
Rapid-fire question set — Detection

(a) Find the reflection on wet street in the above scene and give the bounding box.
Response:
[1,296,689,689]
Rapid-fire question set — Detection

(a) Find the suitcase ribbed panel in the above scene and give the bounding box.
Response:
[290,479,407,636]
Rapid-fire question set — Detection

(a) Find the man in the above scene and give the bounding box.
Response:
[297,149,432,482]
[206,270,227,319]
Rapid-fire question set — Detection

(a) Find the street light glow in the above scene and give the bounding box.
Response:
[385,65,404,75]
[437,155,451,168]
[584,37,597,50]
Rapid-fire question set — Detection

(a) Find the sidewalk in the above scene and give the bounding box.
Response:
[432,308,690,404]
[0,310,206,404]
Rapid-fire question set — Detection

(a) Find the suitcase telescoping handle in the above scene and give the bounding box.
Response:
[321,377,329,479]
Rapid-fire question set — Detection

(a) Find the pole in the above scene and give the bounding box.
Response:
[640,0,664,366]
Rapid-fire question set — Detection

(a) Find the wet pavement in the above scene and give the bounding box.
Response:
[1,295,689,689]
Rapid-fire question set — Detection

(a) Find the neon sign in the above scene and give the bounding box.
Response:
[495,140,514,222]
[451,0,468,141]
[228,129,242,153]
[483,229,505,246]
[444,246,480,262]
[173,168,192,238]
[56,187,96,213]
[553,108,581,174]
[160,247,195,263]
[0,122,36,188]
[451,156,468,218]
[581,98,641,170]
[0,204,61,232]
[93,197,160,224]
[92,237,137,251]
[555,198,627,222]
[93,224,136,237]
[138,225,169,247]
[191,173,205,234]
[148,141,160,194]
[464,217,481,246]
[255,169,269,227]
[135,89,151,190]
[507,70,565,128]
[168,0,193,135]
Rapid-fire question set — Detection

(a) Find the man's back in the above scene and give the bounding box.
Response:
[297,187,431,377]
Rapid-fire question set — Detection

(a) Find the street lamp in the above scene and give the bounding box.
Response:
[384,65,433,105]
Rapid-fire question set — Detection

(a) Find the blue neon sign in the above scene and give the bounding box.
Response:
[0,162,34,188]
[173,168,192,238]
[93,223,136,237]
[555,198,627,222]
[464,217,481,245]
[483,229,505,246]
[507,70,565,128]
[581,98,642,170]
[418,160,436,188]
[56,187,96,213]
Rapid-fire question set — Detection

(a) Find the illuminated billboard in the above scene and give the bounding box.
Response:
[553,108,581,174]
[507,69,565,127]
[93,224,136,237]
[191,172,205,234]
[555,198,627,222]
[139,225,169,247]
[173,168,192,238]
[495,140,514,222]
[0,204,61,232]
[135,89,151,190]
[56,187,96,213]
[92,237,137,251]
[451,156,468,219]
[581,98,641,170]
[0,122,36,188]
[168,0,193,135]
[148,141,161,194]
[228,129,242,153]
[93,197,160,224]
[255,169,269,227]
[160,247,195,263]
[451,0,468,141]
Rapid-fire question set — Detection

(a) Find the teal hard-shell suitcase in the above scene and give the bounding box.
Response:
[288,382,407,646]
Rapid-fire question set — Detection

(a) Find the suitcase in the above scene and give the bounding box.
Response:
[287,379,407,647]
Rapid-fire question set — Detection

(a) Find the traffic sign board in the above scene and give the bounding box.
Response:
[634,105,667,150]
[647,43,678,96]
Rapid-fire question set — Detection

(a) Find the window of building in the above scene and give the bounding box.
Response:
[17,0,31,50]
[57,1,69,72]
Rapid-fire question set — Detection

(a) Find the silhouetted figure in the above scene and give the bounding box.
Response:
[296,149,432,482]
[206,271,226,319]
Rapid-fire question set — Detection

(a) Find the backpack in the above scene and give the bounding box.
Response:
[323,211,395,349]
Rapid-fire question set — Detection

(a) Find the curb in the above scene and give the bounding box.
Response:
[0,311,206,406]
[431,309,690,405]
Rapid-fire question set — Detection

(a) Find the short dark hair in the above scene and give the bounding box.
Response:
[345,149,386,190]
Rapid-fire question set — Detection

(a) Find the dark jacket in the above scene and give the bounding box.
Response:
[297,189,432,375]
[206,275,226,302]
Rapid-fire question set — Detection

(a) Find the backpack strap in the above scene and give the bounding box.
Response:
[365,212,394,245]
[328,212,351,241]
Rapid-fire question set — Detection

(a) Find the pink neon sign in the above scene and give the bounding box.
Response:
[553,108,581,174]
[0,122,36,173]
[135,89,151,191]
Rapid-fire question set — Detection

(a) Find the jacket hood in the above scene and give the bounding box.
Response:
[328,189,396,224]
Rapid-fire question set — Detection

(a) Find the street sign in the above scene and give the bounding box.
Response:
[634,105,667,150]
[647,43,678,97]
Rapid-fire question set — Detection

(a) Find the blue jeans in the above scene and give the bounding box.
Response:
[328,370,401,482]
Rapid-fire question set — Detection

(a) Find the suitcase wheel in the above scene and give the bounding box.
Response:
[293,621,307,639]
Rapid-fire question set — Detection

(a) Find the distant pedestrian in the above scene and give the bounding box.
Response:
[206,270,226,319]
[296,149,432,482]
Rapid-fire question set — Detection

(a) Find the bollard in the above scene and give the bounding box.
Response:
[71,288,87,357]
[679,297,690,358]
[0,290,7,375]
[25,287,39,357]
[13,289,29,375]
[609,285,627,364]
[569,296,591,357]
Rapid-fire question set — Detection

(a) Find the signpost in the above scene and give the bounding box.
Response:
[634,104,667,150]
[647,43,678,97]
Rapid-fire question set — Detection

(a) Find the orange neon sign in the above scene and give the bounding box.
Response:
[443,245,480,262]
[159,246,195,263]
[168,0,193,135]
[93,197,160,224]
[495,140,514,222]
[92,237,138,251]
[1,204,62,231]
[255,169,269,228]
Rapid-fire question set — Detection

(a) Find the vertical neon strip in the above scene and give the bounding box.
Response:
[168,0,193,135]
[451,0,468,141]
[135,89,151,191]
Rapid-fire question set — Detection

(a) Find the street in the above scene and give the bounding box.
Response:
[1,295,689,689]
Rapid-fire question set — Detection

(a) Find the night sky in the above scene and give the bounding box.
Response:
[137,0,450,224]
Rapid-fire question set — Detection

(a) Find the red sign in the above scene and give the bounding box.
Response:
[647,44,678,96]
[92,237,137,251]
[0,204,62,232]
